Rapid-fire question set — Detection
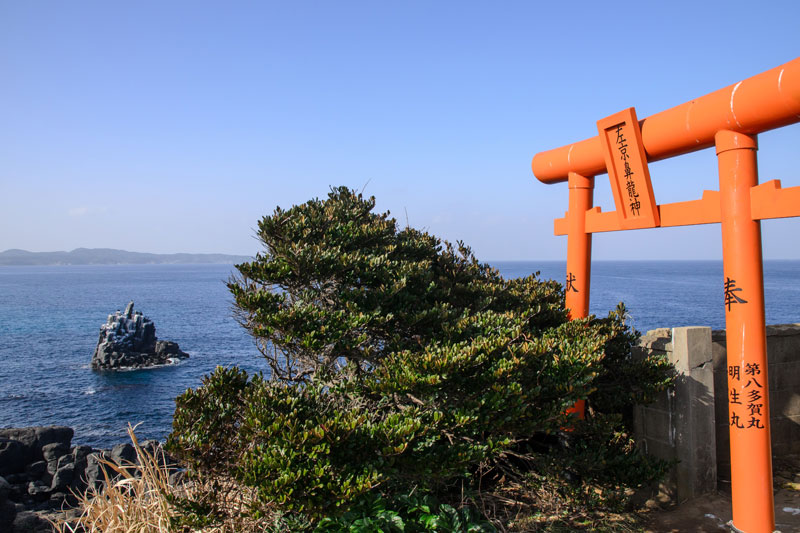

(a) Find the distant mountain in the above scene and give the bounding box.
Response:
[0,248,253,266]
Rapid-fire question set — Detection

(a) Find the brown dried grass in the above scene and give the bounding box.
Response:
[50,424,278,533]
[51,423,174,533]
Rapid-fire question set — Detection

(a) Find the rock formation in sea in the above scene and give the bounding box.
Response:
[91,301,189,370]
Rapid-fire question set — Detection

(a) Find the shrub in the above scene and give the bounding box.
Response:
[315,492,497,532]
[168,187,673,527]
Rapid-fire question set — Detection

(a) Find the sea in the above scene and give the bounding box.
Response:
[1,261,798,449]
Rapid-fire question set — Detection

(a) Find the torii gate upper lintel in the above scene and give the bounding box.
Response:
[532,57,800,533]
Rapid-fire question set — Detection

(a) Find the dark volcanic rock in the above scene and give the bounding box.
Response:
[69,445,93,493]
[155,340,186,359]
[91,301,189,369]
[0,425,195,532]
[0,440,26,476]
[0,476,10,502]
[24,461,46,480]
[0,498,15,531]
[41,443,69,466]
[0,427,73,450]
[110,443,137,465]
[12,509,50,532]
[50,464,74,492]
[0,427,73,475]
[71,446,93,464]
[26,480,50,502]
[84,453,110,491]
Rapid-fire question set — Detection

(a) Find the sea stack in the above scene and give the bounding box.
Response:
[91,301,189,369]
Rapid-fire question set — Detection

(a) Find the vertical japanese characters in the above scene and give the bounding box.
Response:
[729,362,765,430]
[725,279,763,431]
[615,125,641,216]
[565,272,578,293]
[724,277,748,311]
[595,107,658,230]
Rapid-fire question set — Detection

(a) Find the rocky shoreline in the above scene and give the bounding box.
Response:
[0,426,179,532]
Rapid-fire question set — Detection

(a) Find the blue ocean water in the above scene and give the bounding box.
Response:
[1,261,798,448]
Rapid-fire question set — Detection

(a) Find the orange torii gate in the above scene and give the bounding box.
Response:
[532,57,800,533]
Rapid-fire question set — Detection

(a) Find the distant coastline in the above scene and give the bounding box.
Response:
[0,248,252,266]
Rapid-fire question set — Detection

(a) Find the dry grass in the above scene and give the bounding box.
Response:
[473,462,646,532]
[50,424,279,533]
[51,423,175,533]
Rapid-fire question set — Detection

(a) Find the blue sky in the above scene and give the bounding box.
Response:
[1,1,798,260]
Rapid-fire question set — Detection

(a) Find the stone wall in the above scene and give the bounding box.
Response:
[711,324,800,488]
[633,324,800,501]
[632,327,717,501]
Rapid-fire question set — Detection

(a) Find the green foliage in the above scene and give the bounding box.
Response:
[315,492,496,532]
[168,187,674,528]
[227,186,565,382]
[168,365,250,477]
[587,304,675,418]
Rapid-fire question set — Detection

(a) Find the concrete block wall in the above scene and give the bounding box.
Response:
[632,328,676,499]
[632,327,717,501]
[711,324,800,487]
[633,324,800,501]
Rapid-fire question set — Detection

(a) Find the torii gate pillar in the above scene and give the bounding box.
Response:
[565,172,593,320]
[564,172,593,419]
[716,130,774,532]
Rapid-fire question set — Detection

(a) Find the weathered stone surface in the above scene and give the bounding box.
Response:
[50,464,74,492]
[54,454,72,472]
[24,461,47,480]
[84,453,110,491]
[71,445,92,462]
[155,340,185,359]
[5,474,24,484]
[637,323,800,502]
[0,499,17,531]
[0,475,10,502]
[0,440,26,476]
[0,427,73,475]
[69,445,93,492]
[5,476,21,487]
[41,443,69,465]
[0,425,189,529]
[8,482,26,502]
[110,443,137,465]
[26,480,50,502]
[91,301,189,369]
[12,509,49,532]
[0,429,37,450]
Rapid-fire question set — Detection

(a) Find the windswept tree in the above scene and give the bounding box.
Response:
[170,187,673,527]
[227,186,554,383]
